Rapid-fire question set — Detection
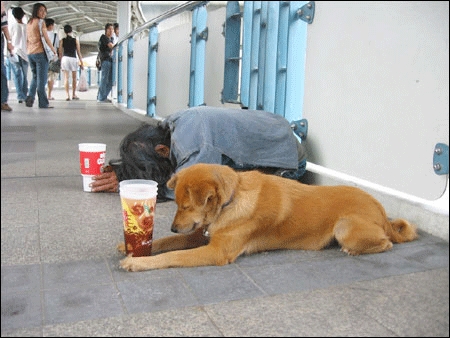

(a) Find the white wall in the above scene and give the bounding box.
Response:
[302,1,448,202]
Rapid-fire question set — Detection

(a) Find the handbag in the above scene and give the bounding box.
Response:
[95,53,101,71]
[48,33,61,72]
[38,19,56,62]
[48,59,61,72]
[77,69,88,92]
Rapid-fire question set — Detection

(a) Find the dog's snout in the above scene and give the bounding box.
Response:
[171,221,200,234]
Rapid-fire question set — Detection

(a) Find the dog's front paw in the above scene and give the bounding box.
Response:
[120,255,148,272]
[340,247,360,256]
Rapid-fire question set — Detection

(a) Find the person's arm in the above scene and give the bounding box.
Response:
[58,38,63,59]
[41,23,57,54]
[1,9,13,53]
[75,39,84,69]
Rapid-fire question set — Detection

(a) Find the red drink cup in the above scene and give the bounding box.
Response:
[78,143,106,192]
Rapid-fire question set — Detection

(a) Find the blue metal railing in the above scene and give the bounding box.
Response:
[225,1,313,120]
[113,1,208,116]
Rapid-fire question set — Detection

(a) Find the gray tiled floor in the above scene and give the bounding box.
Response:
[1,89,449,337]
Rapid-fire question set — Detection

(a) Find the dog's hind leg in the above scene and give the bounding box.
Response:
[333,217,393,255]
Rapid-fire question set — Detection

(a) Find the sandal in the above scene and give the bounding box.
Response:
[66,98,70,101]
[72,96,80,100]
[48,97,55,100]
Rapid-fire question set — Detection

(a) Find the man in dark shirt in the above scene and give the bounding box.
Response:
[97,23,114,102]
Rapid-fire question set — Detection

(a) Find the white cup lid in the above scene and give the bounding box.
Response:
[119,179,158,199]
[79,143,106,152]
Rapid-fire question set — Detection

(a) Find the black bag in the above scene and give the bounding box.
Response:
[48,33,60,73]
[48,59,61,73]
[96,54,101,71]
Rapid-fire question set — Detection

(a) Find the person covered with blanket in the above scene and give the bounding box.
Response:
[91,106,307,202]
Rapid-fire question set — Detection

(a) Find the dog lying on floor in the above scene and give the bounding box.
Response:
[120,163,418,271]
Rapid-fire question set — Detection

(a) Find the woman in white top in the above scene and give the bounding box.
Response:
[9,6,28,103]
[59,24,83,101]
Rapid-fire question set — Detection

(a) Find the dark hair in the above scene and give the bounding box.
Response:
[45,18,54,27]
[63,24,72,34]
[31,3,46,20]
[104,23,113,32]
[111,123,174,200]
[113,22,119,29]
[12,7,25,20]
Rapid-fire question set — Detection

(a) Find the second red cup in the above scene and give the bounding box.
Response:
[78,143,106,192]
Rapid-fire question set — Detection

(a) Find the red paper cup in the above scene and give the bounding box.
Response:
[78,143,106,176]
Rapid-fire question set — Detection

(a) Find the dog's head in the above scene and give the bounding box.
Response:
[166,163,238,234]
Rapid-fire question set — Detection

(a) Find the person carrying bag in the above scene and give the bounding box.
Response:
[25,3,57,108]
[38,19,56,62]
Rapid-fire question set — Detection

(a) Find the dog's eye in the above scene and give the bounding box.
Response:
[181,205,190,210]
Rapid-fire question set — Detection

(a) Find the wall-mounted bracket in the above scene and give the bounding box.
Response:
[198,27,208,41]
[296,1,315,24]
[291,119,308,141]
[148,96,156,106]
[433,143,449,175]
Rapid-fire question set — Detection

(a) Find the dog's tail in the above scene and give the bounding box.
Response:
[387,218,418,243]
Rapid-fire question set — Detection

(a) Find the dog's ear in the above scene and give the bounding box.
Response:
[166,174,177,189]
[188,181,217,207]
[214,166,239,204]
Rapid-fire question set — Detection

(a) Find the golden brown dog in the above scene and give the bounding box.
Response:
[120,163,418,271]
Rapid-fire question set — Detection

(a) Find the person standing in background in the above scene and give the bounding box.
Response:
[25,3,57,109]
[1,1,14,112]
[97,23,114,103]
[110,22,119,98]
[10,7,28,104]
[45,18,59,100]
[59,24,83,101]
[112,22,119,44]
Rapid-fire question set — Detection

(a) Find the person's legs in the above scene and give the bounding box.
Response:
[11,61,23,101]
[64,70,70,100]
[35,53,49,108]
[105,62,113,99]
[1,40,10,108]
[97,60,112,101]
[71,71,78,99]
[26,53,38,107]
[19,57,29,102]
[47,72,54,99]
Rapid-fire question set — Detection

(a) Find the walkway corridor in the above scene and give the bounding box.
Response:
[1,89,449,336]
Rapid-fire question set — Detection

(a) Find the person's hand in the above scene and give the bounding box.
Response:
[91,171,119,192]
